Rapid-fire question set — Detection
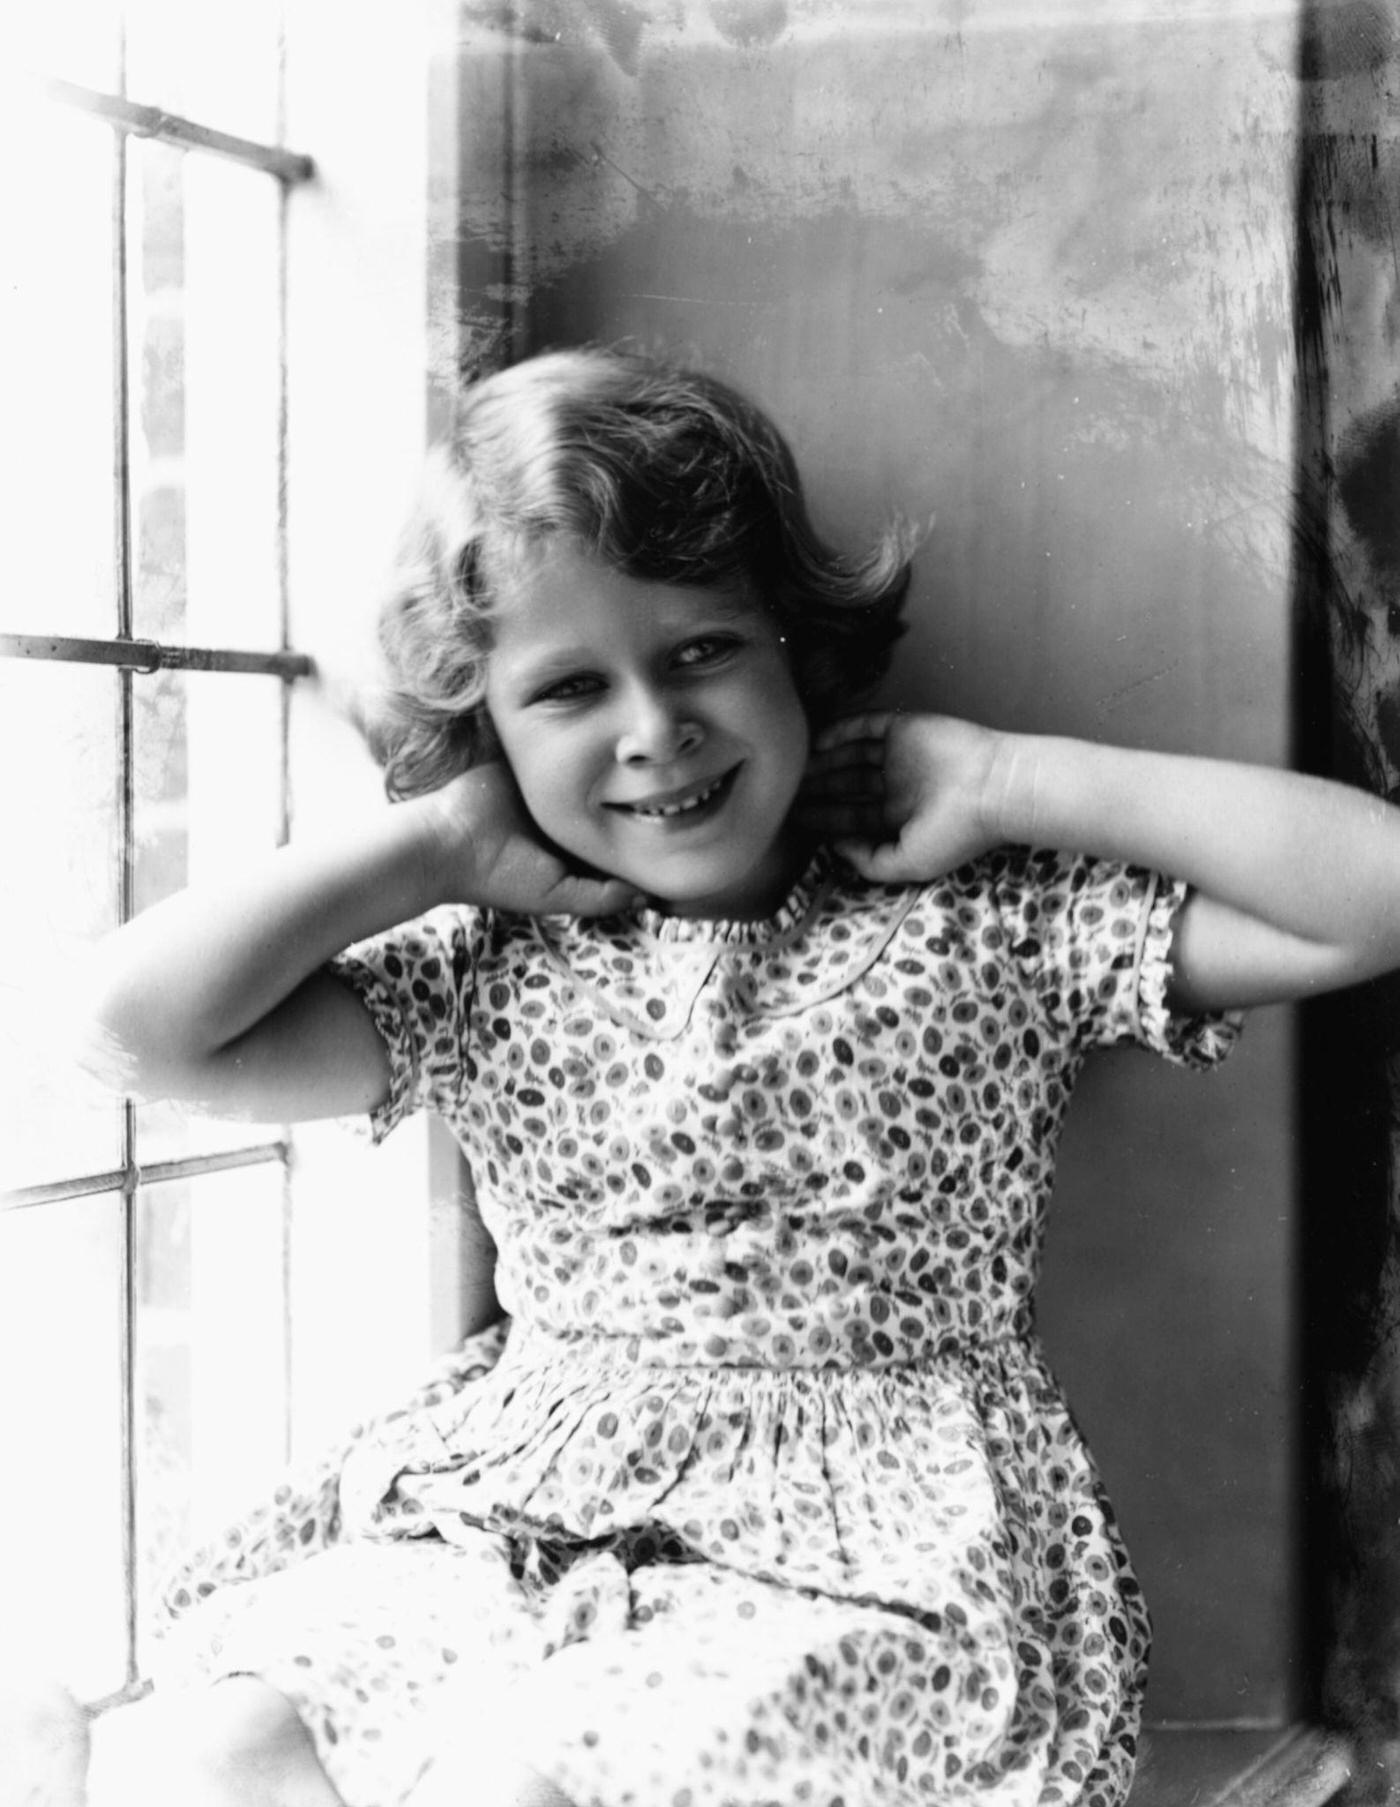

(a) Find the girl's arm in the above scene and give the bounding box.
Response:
[79,763,642,1123]
[801,713,1400,1013]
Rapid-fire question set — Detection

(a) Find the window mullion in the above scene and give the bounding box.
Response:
[276,96,297,1460]
[111,92,142,1691]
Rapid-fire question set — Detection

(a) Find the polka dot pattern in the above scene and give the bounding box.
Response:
[159,847,1237,1807]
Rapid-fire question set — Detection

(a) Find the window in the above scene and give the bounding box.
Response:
[2,1,460,1709]
[1,18,312,1707]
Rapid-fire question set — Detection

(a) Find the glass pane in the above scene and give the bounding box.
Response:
[0,95,116,638]
[135,1162,289,1664]
[125,0,283,145]
[131,138,187,644]
[15,0,122,89]
[130,143,282,651]
[0,1193,127,1699]
[0,662,123,1193]
[184,154,282,651]
[132,667,287,1160]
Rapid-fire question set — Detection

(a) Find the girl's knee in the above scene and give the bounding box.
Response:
[506,1773,578,1807]
[180,1677,315,1787]
[408,1750,580,1807]
[0,1675,89,1807]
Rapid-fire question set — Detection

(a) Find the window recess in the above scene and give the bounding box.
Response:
[2,45,314,1707]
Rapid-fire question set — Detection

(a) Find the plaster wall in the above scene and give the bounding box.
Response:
[437,0,1303,1723]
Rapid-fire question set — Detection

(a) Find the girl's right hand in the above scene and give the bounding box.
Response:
[76,760,640,1123]
[414,763,643,917]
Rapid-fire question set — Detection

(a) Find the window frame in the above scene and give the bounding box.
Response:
[2,64,315,1711]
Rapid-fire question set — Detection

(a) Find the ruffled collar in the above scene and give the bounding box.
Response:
[633,846,836,946]
[529,848,919,1039]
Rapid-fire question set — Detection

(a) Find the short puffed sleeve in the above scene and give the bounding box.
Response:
[988,846,1241,1068]
[327,905,488,1141]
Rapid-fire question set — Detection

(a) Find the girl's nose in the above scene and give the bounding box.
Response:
[616,685,702,765]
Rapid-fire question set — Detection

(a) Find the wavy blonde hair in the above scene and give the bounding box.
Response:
[367,348,917,800]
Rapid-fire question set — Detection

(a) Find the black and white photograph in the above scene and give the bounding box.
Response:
[4,3,1400,1803]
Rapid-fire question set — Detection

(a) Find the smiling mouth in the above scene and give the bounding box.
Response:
[608,767,738,821]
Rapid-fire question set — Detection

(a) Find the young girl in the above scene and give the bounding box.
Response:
[66,346,1400,1807]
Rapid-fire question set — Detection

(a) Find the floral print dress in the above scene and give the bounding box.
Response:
[155,846,1237,1807]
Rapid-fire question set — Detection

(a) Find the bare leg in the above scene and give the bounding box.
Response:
[5,1672,584,1807]
[0,1674,89,1807]
[497,1777,579,1807]
[90,1678,341,1807]
[405,1742,579,1807]
[408,1765,578,1807]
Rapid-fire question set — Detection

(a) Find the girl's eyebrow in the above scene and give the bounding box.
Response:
[688,589,752,621]
[662,594,761,636]
[514,646,596,678]
[503,599,761,693]
[495,648,596,700]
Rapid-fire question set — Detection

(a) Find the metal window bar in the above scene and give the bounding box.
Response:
[112,99,140,1697]
[2,1142,293,1214]
[274,67,300,1482]
[43,76,315,186]
[6,49,318,1705]
[0,633,313,679]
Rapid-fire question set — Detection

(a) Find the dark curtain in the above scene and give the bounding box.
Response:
[1296,3,1400,1793]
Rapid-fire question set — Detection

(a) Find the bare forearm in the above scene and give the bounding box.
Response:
[79,759,645,1112]
[992,734,1400,960]
[86,799,443,1081]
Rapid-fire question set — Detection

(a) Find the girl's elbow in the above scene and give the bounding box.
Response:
[70,971,149,1095]
[74,1017,201,1105]
[72,1009,142,1097]
[74,979,215,1106]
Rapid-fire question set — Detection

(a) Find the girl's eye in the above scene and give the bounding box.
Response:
[673,635,740,669]
[534,672,603,704]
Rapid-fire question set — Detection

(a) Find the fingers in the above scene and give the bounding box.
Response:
[791,797,888,842]
[798,763,883,806]
[806,732,886,768]
[804,716,895,824]
[810,711,897,755]
[832,837,881,878]
[798,715,894,847]
[802,725,888,810]
[556,875,649,918]
[802,749,886,794]
[833,836,924,884]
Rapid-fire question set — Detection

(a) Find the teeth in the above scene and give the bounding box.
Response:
[630,775,726,819]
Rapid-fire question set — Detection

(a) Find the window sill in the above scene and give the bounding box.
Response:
[80,1706,1350,1805]
[1132,1725,1350,1806]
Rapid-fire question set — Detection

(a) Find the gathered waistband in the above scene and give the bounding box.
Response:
[496,1309,1040,1374]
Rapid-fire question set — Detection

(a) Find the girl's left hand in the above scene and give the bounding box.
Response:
[796,711,1005,883]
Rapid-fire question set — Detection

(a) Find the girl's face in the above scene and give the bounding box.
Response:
[484,541,811,918]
